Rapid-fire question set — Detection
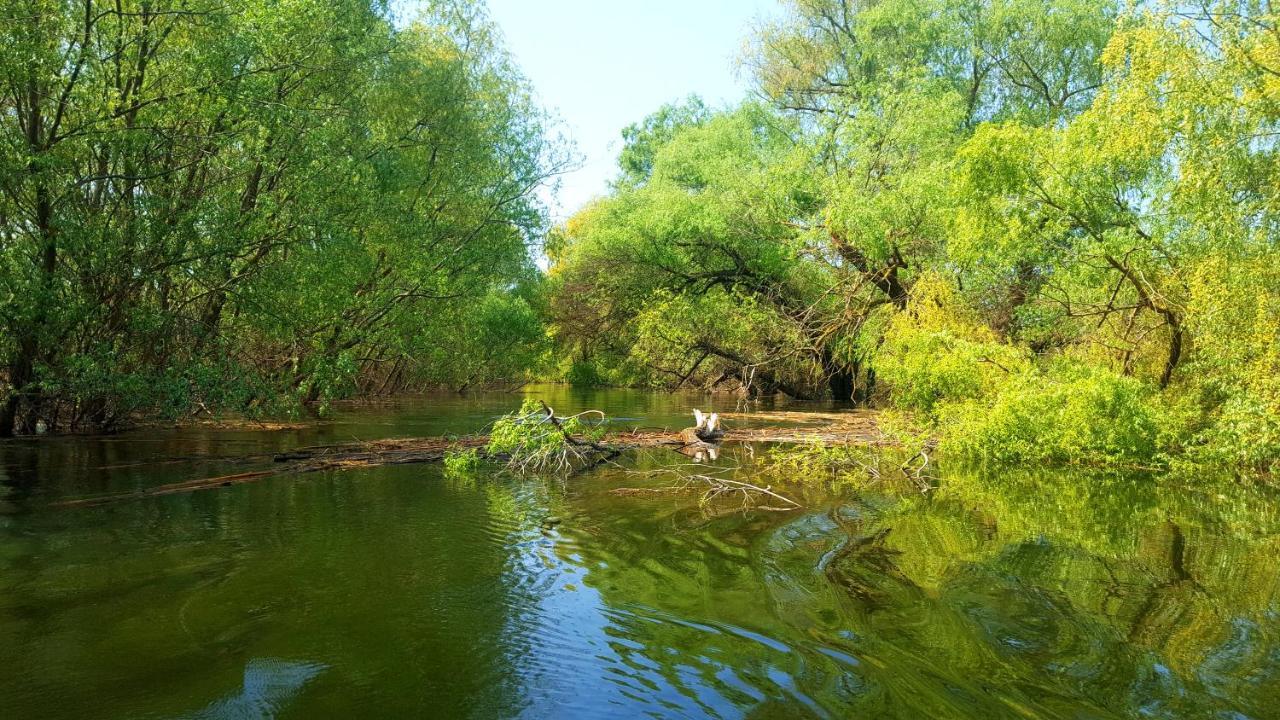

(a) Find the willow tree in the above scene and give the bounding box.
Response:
[544,0,1280,469]
[545,1,1124,402]
[744,0,1119,395]
[548,103,840,398]
[950,0,1280,466]
[0,0,562,434]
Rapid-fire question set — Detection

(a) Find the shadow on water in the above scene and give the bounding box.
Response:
[0,389,1278,718]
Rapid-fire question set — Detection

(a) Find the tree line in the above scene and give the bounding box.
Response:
[548,0,1280,472]
[6,0,1278,473]
[0,0,565,435]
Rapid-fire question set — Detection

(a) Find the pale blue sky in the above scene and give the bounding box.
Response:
[485,0,781,220]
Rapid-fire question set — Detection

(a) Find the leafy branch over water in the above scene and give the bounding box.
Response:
[483,399,615,473]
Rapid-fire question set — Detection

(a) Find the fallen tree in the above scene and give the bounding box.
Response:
[51,406,884,508]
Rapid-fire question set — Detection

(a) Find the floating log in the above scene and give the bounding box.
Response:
[50,410,884,508]
[54,470,279,509]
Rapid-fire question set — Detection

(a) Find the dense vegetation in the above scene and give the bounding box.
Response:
[0,0,562,434]
[548,0,1280,473]
[4,0,1278,475]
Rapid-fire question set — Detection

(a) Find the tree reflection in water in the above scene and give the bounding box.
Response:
[539,456,1280,718]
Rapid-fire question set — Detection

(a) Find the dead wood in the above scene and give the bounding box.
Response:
[50,411,884,508]
[52,470,280,508]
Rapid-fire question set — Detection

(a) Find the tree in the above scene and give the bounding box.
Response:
[549,104,836,397]
[0,0,564,434]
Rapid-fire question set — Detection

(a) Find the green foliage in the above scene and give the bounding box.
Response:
[7,0,1280,474]
[411,284,552,391]
[874,277,1172,467]
[616,96,711,188]
[0,0,563,434]
[544,0,1280,473]
[486,399,607,472]
[877,275,1032,413]
[937,363,1167,466]
[548,103,834,398]
[34,348,289,430]
[1179,255,1280,472]
[563,360,609,388]
[443,448,485,477]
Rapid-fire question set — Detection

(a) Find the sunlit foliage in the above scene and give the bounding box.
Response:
[549,0,1280,473]
[486,398,607,473]
[0,0,565,433]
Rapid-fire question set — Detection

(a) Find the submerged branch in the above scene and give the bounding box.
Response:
[50,409,884,508]
[611,460,803,513]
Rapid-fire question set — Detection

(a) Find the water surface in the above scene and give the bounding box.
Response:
[2,387,1278,718]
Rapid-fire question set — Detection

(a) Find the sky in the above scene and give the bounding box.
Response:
[484,0,782,221]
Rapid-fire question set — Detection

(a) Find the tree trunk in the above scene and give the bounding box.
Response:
[3,85,57,437]
[1105,255,1183,389]
[829,232,908,309]
[822,349,854,402]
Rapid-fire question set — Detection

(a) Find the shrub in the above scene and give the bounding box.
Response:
[1179,255,1280,473]
[564,360,608,387]
[877,274,1031,413]
[1190,380,1280,473]
[443,448,485,477]
[937,363,1165,466]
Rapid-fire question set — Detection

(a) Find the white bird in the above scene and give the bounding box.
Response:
[693,408,707,430]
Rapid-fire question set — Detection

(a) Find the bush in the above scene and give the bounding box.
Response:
[39,351,282,431]
[877,275,1031,413]
[443,448,485,477]
[1190,380,1280,473]
[564,360,608,387]
[937,363,1166,466]
[1179,255,1280,473]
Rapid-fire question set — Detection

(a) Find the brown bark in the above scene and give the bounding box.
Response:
[829,232,908,310]
[1105,255,1183,389]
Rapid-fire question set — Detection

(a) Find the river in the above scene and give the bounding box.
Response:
[1,386,1278,719]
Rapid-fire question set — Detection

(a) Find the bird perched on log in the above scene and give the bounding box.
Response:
[680,409,723,445]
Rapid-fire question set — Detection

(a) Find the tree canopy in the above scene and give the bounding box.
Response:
[0,0,566,433]
[5,0,1279,473]
[549,0,1280,473]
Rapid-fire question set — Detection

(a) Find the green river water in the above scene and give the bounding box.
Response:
[2,386,1279,719]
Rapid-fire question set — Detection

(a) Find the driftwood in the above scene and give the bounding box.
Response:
[608,459,803,513]
[51,438,491,508]
[679,409,724,445]
[607,478,802,512]
[51,409,884,509]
